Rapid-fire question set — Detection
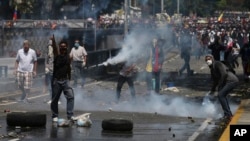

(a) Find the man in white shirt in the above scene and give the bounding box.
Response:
[69,39,87,88]
[14,40,37,103]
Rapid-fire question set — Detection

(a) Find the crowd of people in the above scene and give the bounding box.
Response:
[11,10,250,126]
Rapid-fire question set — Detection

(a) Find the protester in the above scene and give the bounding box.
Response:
[145,37,164,94]
[14,40,37,103]
[51,36,74,122]
[116,61,137,103]
[70,39,88,88]
[179,30,192,76]
[240,38,250,81]
[207,35,225,61]
[205,54,239,124]
[230,39,240,69]
[44,37,61,104]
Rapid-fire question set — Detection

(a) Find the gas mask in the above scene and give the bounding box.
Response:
[59,45,67,55]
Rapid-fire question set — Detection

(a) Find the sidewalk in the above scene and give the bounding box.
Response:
[219,98,250,141]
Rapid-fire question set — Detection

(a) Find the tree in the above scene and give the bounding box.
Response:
[216,0,227,10]
[11,0,35,19]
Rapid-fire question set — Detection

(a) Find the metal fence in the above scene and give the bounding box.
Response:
[0,20,124,57]
[0,20,124,78]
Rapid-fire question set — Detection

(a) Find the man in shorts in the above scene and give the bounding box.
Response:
[14,40,37,103]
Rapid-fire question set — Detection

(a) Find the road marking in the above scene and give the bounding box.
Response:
[9,138,20,141]
[187,118,212,141]
[0,94,49,106]
[0,80,104,106]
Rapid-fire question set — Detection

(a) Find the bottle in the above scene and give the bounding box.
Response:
[152,78,155,90]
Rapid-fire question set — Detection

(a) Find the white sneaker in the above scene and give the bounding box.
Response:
[52,117,58,122]
[47,100,61,104]
[47,100,52,104]
[70,116,77,121]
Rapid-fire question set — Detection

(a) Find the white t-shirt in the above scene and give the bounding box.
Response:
[16,48,37,72]
[70,46,87,62]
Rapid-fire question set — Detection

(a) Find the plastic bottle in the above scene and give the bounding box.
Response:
[152,78,155,90]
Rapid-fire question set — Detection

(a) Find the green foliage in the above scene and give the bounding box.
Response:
[12,0,34,14]
[216,0,227,10]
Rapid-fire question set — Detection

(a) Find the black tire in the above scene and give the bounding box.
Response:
[102,119,133,131]
[6,112,46,127]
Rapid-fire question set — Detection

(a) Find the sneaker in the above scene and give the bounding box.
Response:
[23,99,31,103]
[223,116,232,124]
[52,117,58,122]
[47,100,52,104]
[68,116,77,121]
[17,99,24,102]
[48,100,61,104]
[216,116,232,125]
[18,99,30,103]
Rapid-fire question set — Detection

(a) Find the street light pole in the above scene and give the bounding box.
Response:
[177,0,179,14]
[161,0,164,13]
[124,0,128,36]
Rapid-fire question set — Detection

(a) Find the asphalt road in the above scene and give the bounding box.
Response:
[0,48,246,141]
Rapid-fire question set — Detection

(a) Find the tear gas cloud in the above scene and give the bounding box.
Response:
[103,27,172,66]
[73,87,238,119]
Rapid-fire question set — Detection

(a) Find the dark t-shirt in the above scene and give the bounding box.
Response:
[53,55,71,80]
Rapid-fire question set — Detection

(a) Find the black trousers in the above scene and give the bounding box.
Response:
[116,75,135,101]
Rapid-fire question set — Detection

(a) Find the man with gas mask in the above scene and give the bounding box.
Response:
[205,54,239,124]
[70,39,87,88]
[51,36,75,123]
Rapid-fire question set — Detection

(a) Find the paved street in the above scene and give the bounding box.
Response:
[0,48,246,141]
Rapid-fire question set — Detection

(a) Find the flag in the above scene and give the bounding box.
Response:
[13,6,17,21]
[218,12,223,23]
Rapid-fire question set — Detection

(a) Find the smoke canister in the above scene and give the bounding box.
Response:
[77,119,86,127]
[57,118,65,127]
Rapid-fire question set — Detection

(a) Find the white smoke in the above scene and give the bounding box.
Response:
[73,86,238,119]
[103,27,171,67]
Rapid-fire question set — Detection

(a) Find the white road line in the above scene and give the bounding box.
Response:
[0,94,49,106]
[0,80,104,106]
[9,138,20,141]
[187,118,212,141]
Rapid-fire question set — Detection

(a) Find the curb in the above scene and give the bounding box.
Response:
[219,99,250,141]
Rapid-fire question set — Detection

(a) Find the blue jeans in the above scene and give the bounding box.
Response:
[72,61,85,87]
[179,56,191,75]
[218,81,238,117]
[45,72,53,97]
[51,79,74,119]
[146,71,161,93]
